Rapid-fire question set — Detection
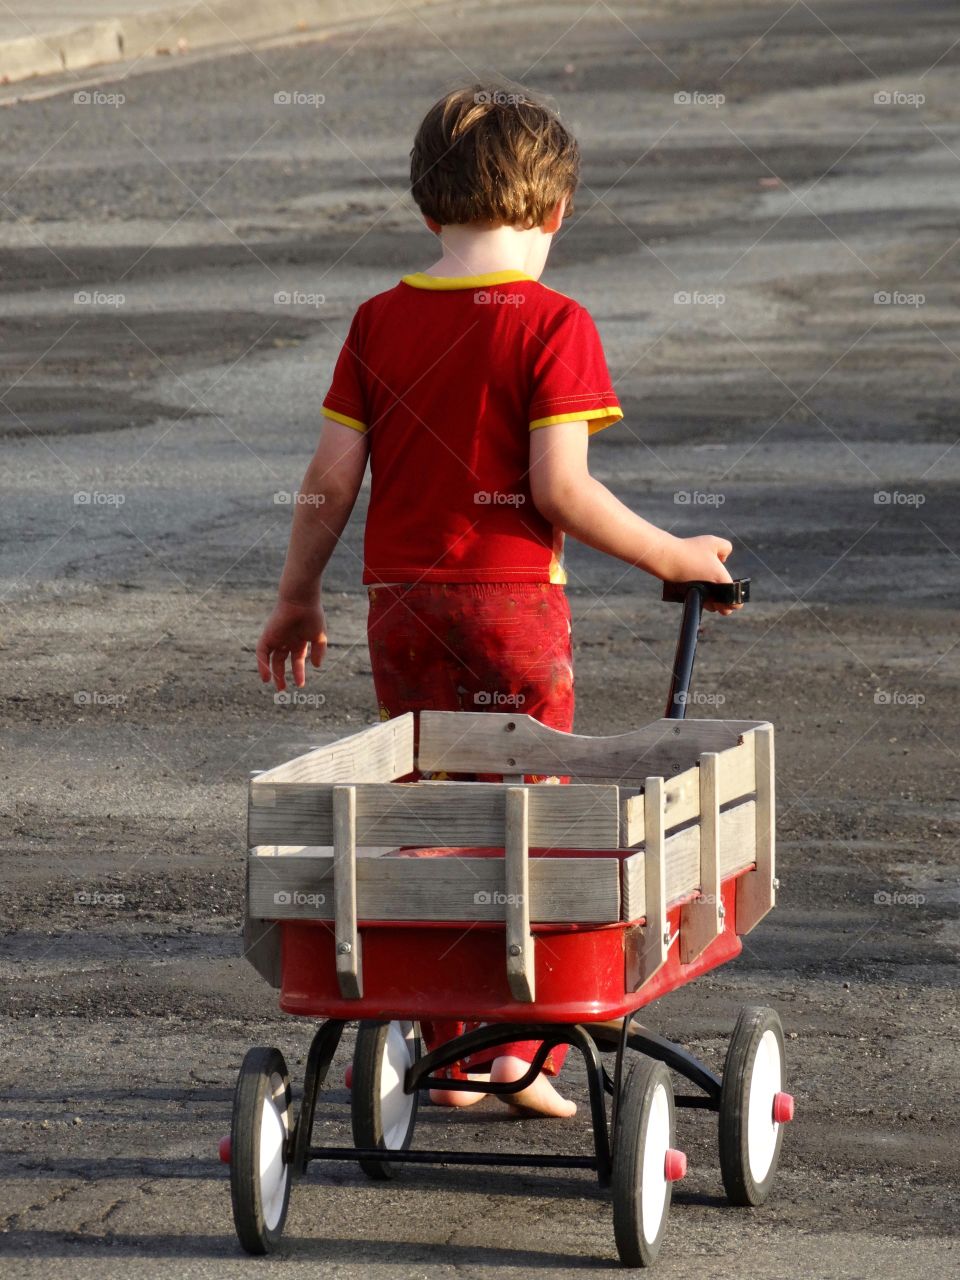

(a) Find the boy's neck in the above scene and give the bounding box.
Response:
[425,223,548,280]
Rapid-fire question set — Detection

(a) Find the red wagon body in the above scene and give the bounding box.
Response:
[278,872,746,1024]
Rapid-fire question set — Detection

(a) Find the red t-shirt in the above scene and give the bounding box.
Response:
[322,270,622,584]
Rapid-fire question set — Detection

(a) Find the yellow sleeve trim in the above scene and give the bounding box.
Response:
[529,406,623,433]
[323,407,367,433]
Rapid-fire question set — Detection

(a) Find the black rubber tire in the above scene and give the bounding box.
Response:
[229,1047,293,1254]
[612,1058,676,1268]
[351,1020,421,1180]
[719,1006,787,1207]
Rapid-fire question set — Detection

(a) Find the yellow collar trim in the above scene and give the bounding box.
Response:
[401,270,533,290]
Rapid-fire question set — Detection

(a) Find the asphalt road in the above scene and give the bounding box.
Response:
[1,1,958,1277]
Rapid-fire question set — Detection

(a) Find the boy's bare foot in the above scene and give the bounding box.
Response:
[490,1055,577,1118]
[429,1072,490,1107]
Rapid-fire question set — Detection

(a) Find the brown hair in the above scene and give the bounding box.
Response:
[410,85,580,228]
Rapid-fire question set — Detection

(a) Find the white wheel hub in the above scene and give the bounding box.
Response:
[747,1028,783,1184]
[640,1082,671,1244]
[259,1072,290,1230]
[380,1021,417,1149]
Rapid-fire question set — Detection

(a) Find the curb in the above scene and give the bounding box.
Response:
[1,0,435,85]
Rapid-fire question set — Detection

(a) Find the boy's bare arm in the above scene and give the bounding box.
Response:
[257,419,369,690]
[529,422,740,615]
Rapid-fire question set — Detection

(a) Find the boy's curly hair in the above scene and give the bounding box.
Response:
[410,85,580,228]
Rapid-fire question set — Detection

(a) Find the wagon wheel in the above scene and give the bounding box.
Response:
[351,1020,421,1180]
[719,1006,794,1206]
[612,1058,686,1267]
[227,1047,293,1254]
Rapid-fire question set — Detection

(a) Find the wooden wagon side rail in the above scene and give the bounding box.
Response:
[619,732,758,844]
[417,711,766,783]
[621,723,775,987]
[242,718,776,999]
[248,779,623,850]
[243,714,413,989]
[247,849,624,925]
[253,713,415,786]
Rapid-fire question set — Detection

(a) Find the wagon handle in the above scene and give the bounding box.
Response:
[661,579,751,720]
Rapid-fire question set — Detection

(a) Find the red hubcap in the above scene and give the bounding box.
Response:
[218,1135,232,1164]
[663,1148,687,1181]
[772,1091,795,1123]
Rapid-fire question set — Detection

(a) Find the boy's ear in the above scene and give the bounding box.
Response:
[541,195,569,235]
[423,214,443,235]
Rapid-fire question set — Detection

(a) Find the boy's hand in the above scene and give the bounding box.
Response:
[676,536,740,616]
[256,599,327,691]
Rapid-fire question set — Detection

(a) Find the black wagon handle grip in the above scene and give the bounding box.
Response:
[661,578,751,607]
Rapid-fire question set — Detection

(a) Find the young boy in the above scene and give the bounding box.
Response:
[257,85,739,1119]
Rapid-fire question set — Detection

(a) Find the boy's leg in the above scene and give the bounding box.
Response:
[452,581,574,731]
[366,582,576,1100]
[366,583,467,780]
[453,584,575,1080]
[366,583,489,1097]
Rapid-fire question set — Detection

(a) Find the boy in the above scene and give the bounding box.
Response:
[257,85,738,1119]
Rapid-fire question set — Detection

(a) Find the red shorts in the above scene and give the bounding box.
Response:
[367,581,574,765]
[367,581,575,1077]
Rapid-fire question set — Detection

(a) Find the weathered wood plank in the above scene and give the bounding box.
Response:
[736,725,776,933]
[247,852,622,924]
[633,776,669,985]
[505,787,534,1002]
[620,733,759,846]
[621,799,757,922]
[248,780,621,850]
[254,714,415,786]
[333,785,362,999]
[719,734,757,804]
[418,711,767,783]
[680,752,722,963]
[623,799,757,992]
[622,766,699,846]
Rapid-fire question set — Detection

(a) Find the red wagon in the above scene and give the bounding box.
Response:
[224,580,794,1267]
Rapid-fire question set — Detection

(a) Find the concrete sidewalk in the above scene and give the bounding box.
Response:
[0,0,433,84]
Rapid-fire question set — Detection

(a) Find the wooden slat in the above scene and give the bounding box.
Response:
[621,799,757,922]
[333,785,362,999]
[680,752,722,963]
[248,780,621,850]
[662,765,700,830]
[254,714,415,785]
[633,776,669,985]
[719,735,757,803]
[247,852,622,924]
[505,788,534,1002]
[621,733,759,845]
[622,766,698,846]
[244,766,284,988]
[624,799,757,991]
[418,711,766,783]
[736,725,776,933]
